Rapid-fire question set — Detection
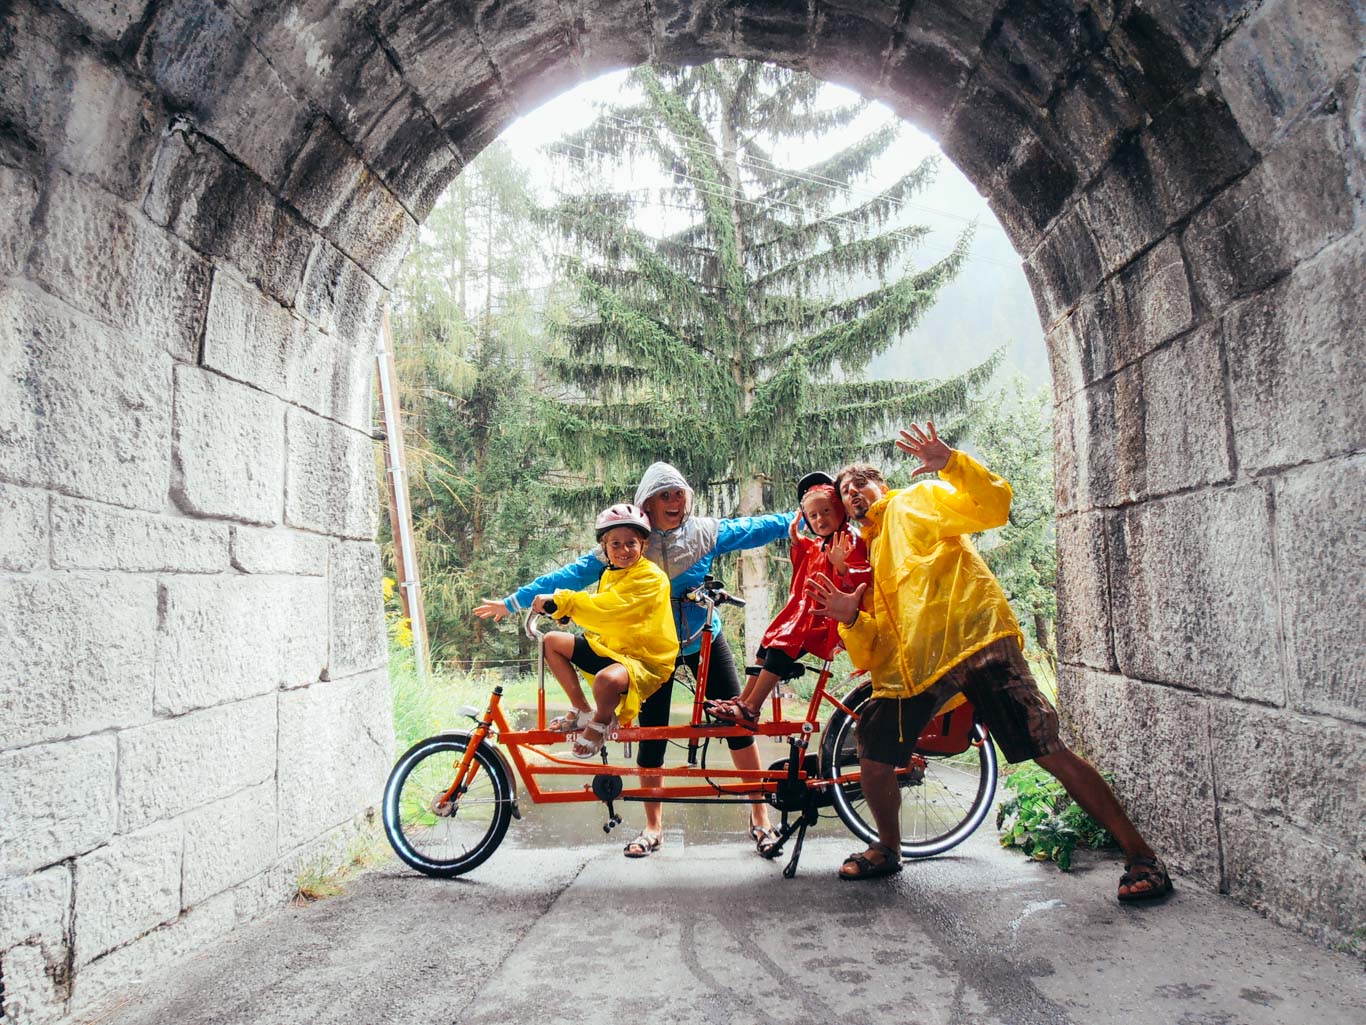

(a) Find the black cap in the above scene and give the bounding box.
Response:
[796,471,835,502]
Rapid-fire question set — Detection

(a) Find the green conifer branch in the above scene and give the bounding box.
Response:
[536,61,985,538]
[753,230,925,292]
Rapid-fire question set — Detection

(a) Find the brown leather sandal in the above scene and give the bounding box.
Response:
[705,699,760,729]
[839,842,903,880]
[1118,855,1173,903]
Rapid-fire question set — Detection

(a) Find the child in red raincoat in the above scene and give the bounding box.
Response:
[705,473,871,727]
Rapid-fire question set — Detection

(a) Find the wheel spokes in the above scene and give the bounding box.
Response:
[398,752,501,860]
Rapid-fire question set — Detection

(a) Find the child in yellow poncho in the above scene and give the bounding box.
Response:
[531,504,679,759]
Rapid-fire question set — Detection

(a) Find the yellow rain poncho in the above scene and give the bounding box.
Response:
[553,557,679,725]
[839,450,1023,701]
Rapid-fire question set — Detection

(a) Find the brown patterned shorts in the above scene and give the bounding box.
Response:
[855,637,1063,766]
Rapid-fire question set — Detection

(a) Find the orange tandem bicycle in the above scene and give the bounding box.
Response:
[381,576,997,878]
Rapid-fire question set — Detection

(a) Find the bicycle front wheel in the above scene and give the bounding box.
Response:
[383,734,513,877]
[821,686,998,859]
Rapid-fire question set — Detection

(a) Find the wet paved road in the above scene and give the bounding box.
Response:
[73,818,1363,1025]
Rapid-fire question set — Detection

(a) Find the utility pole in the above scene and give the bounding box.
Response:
[375,306,430,682]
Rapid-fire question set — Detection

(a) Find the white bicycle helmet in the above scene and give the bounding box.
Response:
[594,503,651,540]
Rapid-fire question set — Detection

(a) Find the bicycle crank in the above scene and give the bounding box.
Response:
[592,773,624,833]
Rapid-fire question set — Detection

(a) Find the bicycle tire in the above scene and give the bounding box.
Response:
[383,734,513,877]
[821,684,998,859]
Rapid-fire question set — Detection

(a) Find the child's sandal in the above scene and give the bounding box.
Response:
[570,717,616,759]
[708,700,760,728]
[547,708,590,733]
[703,697,738,716]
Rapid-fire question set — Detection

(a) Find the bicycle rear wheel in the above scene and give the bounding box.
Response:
[383,734,513,877]
[821,685,997,859]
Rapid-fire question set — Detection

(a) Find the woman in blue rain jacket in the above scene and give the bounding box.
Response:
[475,461,792,859]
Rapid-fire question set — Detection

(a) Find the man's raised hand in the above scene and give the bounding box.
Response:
[896,421,951,477]
[805,572,866,627]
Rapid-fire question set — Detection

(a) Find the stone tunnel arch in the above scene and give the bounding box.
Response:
[1,1,1361,1017]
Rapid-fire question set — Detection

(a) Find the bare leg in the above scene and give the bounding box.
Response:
[838,758,902,877]
[641,789,664,836]
[632,679,670,850]
[590,664,629,724]
[542,632,591,713]
[740,668,781,717]
[572,665,629,764]
[1035,748,1162,898]
[728,743,772,831]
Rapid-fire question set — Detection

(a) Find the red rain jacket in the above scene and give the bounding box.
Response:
[760,525,872,661]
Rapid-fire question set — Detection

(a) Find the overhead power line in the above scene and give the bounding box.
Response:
[595,110,1008,235]
[550,141,1018,271]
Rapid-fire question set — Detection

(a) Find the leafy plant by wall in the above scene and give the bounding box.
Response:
[995,763,1114,870]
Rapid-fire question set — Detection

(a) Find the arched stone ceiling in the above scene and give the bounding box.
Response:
[0,8,1361,1011]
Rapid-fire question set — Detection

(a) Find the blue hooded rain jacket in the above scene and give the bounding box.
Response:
[502,462,793,655]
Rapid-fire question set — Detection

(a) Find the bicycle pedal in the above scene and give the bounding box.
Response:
[694,718,729,729]
[700,713,759,732]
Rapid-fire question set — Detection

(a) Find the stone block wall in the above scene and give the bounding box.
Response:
[788,0,1363,952]
[1,0,1362,1019]
[1003,0,1365,948]
[0,4,402,1020]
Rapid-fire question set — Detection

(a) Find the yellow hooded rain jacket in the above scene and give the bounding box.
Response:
[839,450,1024,701]
[553,557,678,726]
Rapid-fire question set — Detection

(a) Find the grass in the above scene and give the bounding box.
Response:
[389,645,563,747]
[1331,926,1366,959]
[293,821,391,904]
[390,644,717,746]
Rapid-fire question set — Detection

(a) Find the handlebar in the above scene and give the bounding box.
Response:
[684,575,745,609]
[680,576,745,647]
[522,608,568,641]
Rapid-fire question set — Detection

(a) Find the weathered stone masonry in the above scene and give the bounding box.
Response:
[0,2,1361,1020]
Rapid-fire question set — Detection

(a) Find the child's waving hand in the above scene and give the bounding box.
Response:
[828,529,853,577]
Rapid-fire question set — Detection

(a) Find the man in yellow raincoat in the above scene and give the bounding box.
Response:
[531,504,679,759]
[807,423,1171,902]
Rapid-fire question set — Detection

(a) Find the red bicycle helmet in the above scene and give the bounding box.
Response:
[594,503,651,540]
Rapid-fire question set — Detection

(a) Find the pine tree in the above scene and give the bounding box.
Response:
[388,142,572,668]
[970,376,1057,656]
[539,61,997,650]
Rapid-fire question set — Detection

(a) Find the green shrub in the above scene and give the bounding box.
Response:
[995,763,1113,870]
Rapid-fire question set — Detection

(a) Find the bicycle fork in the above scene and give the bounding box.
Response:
[438,688,501,810]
